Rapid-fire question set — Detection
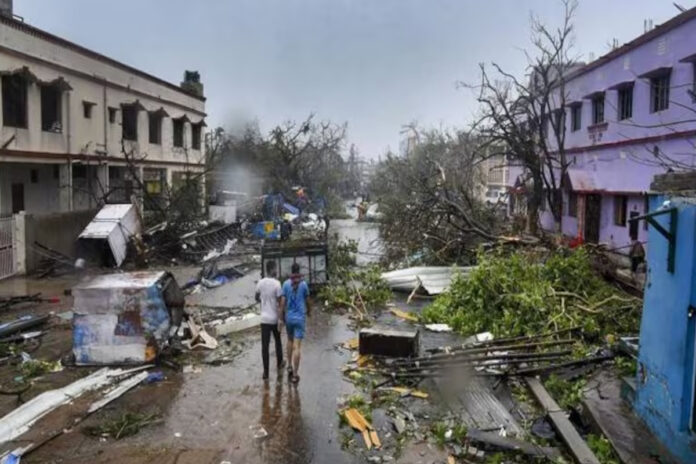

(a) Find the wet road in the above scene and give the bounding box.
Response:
[0,216,453,464]
[9,217,381,464]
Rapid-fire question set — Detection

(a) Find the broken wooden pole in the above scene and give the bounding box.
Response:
[525,377,601,464]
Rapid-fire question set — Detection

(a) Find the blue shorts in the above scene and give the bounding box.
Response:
[286,320,305,340]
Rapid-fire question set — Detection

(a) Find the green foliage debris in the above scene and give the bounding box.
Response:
[587,434,620,464]
[421,248,641,339]
[543,374,587,410]
[85,411,162,440]
[18,359,62,380]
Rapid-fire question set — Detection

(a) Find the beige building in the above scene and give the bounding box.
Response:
[0,1,206,217]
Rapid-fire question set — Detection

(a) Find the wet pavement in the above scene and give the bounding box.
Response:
[0,217,459,463]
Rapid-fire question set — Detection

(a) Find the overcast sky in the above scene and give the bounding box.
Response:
[13,0,696,157]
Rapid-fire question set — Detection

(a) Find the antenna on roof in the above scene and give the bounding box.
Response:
[643,18,655,32]
[673,2,687,12]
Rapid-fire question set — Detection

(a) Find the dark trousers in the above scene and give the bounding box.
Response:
[261,323,283,375]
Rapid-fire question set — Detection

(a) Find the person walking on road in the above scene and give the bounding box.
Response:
[256,261,284,380]
[281,262,311,384]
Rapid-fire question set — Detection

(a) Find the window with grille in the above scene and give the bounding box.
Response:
[618,85,633,120]
[148,112,162,144]
[570,104,582,131]
[2,74,28,128]
[650,72,670,113]
[122,104,139,141]
[173,119,185,148]
[592,94,605,124]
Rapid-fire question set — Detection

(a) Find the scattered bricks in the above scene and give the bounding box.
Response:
[359,327,420,357]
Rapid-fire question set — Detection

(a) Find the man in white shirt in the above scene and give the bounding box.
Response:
[255,260,284,380]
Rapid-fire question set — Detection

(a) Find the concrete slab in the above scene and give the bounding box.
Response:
[582,370,678,464]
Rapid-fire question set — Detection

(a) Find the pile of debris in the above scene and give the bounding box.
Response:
[377,328,613,382]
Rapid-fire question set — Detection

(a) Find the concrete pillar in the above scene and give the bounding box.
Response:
[96,163,109,204]
[13,211,26,275]
[58,161,73,211]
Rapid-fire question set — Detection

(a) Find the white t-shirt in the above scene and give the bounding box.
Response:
[256,277,282,324]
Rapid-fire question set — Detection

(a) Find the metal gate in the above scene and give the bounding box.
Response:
[0,216,16,280]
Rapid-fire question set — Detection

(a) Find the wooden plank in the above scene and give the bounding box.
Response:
[525,377,601,464]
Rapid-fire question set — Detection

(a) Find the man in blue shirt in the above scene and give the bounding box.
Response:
[281,262,311,384]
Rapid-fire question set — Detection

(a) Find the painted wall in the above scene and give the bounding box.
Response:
[635,195,696,464]
[0,162,61,214]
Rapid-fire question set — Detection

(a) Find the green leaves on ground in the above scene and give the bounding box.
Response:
[321,238,391,313]
[587,434,620,464]
[421,248,641,339]
[85,411,162,440]
[543,374,587,410]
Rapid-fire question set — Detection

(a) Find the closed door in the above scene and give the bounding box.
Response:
[584,194,601,243]
[11,183,24,214]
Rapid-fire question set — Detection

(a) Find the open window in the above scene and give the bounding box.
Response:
[569,103,582,132]
[172,118,185,148]
[2,74,28,128]
[614,195,628,226]
[83,101,96,119]
[148,111,163,145]
[41,84,62,132]
[191,123,202,150]
[121,104,139,141]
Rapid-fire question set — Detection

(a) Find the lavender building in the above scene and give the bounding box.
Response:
[510,7,696,252]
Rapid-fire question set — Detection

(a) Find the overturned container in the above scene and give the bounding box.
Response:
[77,204,141,267]
[72,271,184,365]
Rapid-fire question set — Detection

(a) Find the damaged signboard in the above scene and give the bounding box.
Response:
[72,271,184,365]
[77,204,141,267]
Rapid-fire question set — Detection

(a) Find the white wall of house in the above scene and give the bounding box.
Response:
[0,16,206,216]
[0,162,61,214]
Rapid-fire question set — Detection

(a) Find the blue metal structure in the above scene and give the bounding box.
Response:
[634,193,696,463]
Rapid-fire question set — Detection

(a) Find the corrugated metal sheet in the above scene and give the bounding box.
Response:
[381,266,474,295]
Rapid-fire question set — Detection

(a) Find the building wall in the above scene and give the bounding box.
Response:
[549,13,696,157]
[635,194,696,463]
[0,16,206,217]
[511,9,696,253]
[0,162,61,214]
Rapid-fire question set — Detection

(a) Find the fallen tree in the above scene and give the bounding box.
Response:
[421,247,641,339]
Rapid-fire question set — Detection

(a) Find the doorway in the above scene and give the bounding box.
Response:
[11,183,24,214]
[584,194,601,243]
